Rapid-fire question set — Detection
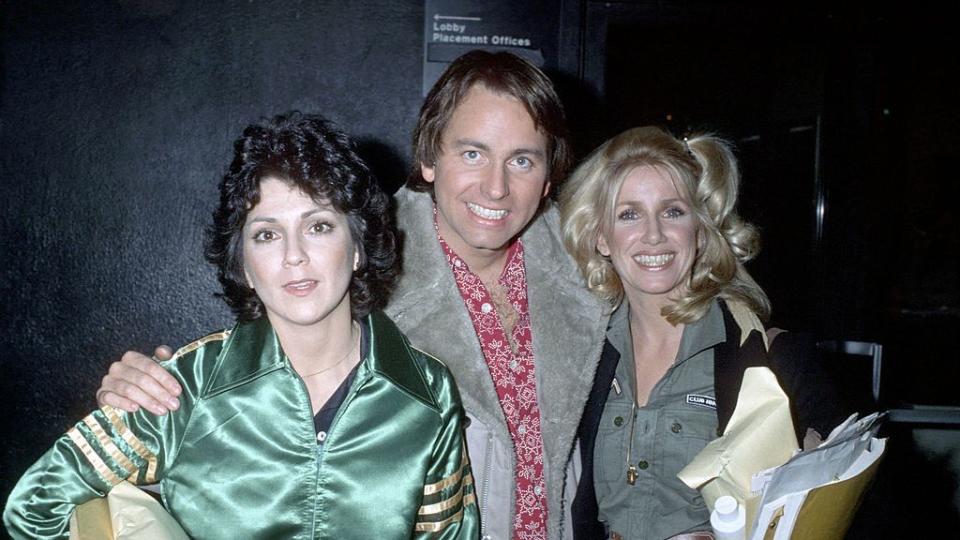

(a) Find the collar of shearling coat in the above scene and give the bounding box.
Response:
[385,187,608,532]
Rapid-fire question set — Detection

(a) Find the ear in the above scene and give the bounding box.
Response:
[541,179,552,199]
[596,233,611,257]
[420,161,436,183]
[353,249,360,272]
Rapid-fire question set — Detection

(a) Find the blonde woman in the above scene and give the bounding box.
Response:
[561,126,841,539]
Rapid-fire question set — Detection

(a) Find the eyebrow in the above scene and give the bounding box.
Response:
[453,139,545,159]
[247,207,328,224]
[510,147,546,159]
[616,198,689,207]
[453,139,491,152]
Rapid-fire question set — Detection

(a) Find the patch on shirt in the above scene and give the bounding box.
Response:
[686,394,717,410]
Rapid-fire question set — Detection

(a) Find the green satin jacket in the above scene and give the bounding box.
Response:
[4,312,478,539]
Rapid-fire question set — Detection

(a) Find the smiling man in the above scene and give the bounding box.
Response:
[386,51,607,539]
[95,51,607,539]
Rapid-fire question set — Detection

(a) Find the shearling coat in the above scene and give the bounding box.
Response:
[385,188,608,539]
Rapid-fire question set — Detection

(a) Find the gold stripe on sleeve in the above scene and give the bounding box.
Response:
[414,508,464,533]
[418,467,477,517]
[422,465,463,496]
[67,427,123,487]
[418,488,463,515]
[102,405,158,483]
[171,330,230,361]
[422,450,470,495]
[82,415,137,477]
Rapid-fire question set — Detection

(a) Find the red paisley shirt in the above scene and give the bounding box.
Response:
[437,227,547,540]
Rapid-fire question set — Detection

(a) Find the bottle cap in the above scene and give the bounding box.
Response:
[715,495,738,522]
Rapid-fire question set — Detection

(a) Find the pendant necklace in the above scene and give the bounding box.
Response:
[626,401,639,485]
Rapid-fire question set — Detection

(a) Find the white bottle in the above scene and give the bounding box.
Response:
[710,495,746,540]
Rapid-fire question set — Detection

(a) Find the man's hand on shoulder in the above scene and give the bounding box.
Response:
[96,346,182,415]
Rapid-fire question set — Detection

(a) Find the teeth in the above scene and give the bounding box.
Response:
[634,253,674,267]
[468,203,508,220]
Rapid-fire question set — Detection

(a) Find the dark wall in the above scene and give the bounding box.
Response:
[1,0,429,499]
[817,5,960,407]
[3,1,958,535]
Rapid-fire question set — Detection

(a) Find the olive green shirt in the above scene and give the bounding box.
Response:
[594,300,725,540]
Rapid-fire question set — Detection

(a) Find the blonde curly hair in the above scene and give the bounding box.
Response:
[560,126,770,324]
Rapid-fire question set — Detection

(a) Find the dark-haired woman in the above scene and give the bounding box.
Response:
[4,113,478,539]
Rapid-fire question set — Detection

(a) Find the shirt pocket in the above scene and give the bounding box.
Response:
[657,406,717,516]
[593,401,633,486]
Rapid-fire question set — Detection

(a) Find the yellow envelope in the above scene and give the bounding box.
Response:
[756,437,885,540]
[677,366,799,532]
[69,482,189,540]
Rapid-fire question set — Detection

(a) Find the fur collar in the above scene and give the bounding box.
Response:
[385,188,608,531]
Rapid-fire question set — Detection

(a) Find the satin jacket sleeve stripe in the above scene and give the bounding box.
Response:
[422,465,464,495]
[416,457,477,532]
[419,491,465,515]
[418,470,470,515]
[422,450,471,496]
[80,415,138,479]
[65,428,123,487]
[102,405,158,483]
[414,507,466,532]
[4,329,226,539]
[171,330,230,361]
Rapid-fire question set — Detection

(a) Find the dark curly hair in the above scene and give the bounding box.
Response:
[205,112,398,321]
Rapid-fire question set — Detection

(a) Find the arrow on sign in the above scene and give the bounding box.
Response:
[434,14,482,21]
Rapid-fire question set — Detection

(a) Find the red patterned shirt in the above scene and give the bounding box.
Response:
[437,220,547,540]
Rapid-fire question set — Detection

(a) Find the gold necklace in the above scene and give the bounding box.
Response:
[299,321,360,379]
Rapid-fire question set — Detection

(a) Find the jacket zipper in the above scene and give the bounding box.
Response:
[311,443,324,539]
[480,431,494,539]
[291,367,340,539]
[291,371,321,540]
[309,369,366,539]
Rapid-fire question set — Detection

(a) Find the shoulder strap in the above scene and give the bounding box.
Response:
[571,340,620,540]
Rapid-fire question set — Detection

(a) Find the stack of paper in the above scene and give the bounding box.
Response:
[748,413,885,540]
[677,364,885,540]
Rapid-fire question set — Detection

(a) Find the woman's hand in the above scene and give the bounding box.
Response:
[96,346,182,415]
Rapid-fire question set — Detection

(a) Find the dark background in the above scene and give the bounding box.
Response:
[2,1,957,537]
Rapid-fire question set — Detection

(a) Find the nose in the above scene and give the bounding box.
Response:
[480,164,509,200]
[643,216,666,244]
[282,237,309,267]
